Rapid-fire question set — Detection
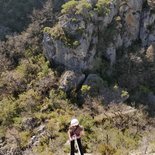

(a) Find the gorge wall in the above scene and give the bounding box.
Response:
[43,0,155,105]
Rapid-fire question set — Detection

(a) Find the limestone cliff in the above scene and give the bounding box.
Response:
[43,0,155,104]
[44,0,154,69]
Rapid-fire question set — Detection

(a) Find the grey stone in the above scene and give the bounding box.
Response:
[140,11,155,46]
[119,0,143,47]
[106,44,116,66]
[43,14,96,71]
[59,70,85,91]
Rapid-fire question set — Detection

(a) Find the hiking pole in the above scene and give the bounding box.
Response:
[74,135,81,155]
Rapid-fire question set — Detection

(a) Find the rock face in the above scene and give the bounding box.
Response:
[43,14,97,71]
[119,0,143,47]
[43,0,155,71]
[59,70,85,91]
[140,10,155,46]
[83,74,129,104]
[43,0,155,102]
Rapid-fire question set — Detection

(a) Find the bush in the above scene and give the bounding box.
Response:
[0,98,18,126]
[19,131,31,148]
[81,85,91,95]
[95,0,111,16]
[61,0,78,14]
[76,0,92,15]
[32,144,53,155]
[98,144,116,155]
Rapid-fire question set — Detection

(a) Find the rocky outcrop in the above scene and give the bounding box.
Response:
[43,0,155,71]
[119,0,143,47]
[83,74,129,104]
[43,14,97,71]
[59,70,85,91]
[43,0,155,103]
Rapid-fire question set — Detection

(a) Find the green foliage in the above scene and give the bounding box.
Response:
[76,0,92,15]
[95,0,111,16]
[0,127,5,139]
[79,114,94,128]
[81,85,91,94]
[18,89,41,112]
[43,27,51,33]
[61,0,92,19]
[32,143,53,155]
[98,144,116,155]
[73,40,80,47]
[0,98,18,126]
[19,131,31,148]
[45,24,65,40]
[13,117,22,128]
[44,24,80,48]
[121,90,129,98]
[61,0,78,14]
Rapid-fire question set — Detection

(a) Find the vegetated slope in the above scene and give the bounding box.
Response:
[0,0,155,155]
[0,0,47,39]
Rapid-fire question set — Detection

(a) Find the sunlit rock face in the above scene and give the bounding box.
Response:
[43,14,97,71]
[147,0,155,9]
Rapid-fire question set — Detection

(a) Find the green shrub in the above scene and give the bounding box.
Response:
[61,0,78,14]
[43,27,51,33]
[44,23,80,48]
[18,89,41,112]
[98,144,116,155]
[19,131,31,148]
[121,90,129,98]
[73,40,80,47]
[0,98,18,126]
[76,0,92,15]
[32,143,53,155]
[95,0,111,16]
[81,85,91,95]
[0,127,5,139]
[79,115,94,131]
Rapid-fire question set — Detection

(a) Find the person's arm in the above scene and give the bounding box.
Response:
[68,129,73,141]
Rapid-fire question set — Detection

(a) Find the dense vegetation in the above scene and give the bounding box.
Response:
[0,0,155,154]
[0,0,47,39]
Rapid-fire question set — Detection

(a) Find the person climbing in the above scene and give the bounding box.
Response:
[68,118,84,155]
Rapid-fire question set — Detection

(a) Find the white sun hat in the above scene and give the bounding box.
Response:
[71,118,79,127]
